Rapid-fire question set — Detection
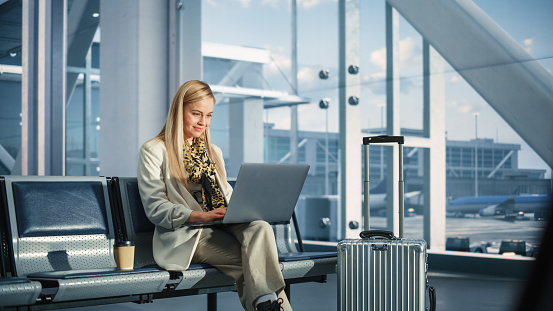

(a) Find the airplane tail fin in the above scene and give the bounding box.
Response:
[370,177,387,194]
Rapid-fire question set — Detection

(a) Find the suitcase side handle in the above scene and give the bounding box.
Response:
[363,135,404,145]
[359,230,397,240]
[428,285,436,311]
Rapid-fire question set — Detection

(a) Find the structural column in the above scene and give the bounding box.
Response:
[100,0,173,176]
[227,66,265,177]
[385,2,401,234]
[338,0,362,239]
[177,0,202,90]
[290,0,298,165]
[423,41,446,250]
[21,0,66,176]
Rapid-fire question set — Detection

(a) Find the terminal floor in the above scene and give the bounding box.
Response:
[72,272,526,311]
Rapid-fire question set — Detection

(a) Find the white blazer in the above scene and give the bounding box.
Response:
[136,138,233,270]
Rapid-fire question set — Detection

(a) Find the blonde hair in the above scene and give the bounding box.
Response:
[155,80,226,189]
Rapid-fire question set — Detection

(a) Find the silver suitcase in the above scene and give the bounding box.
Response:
[337,136,436,311]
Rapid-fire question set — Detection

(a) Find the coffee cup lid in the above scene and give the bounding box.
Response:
[114,241,135,247]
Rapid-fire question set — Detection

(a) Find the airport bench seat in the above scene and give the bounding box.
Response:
[114,177,337,298]
[272,224,337,282]
[0,277,42,307]
[26,267,168,302]
[1,176,170,304]
[0,175,336,310]
[113,177,238,294]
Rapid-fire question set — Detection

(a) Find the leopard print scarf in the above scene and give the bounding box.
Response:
[184,138,227,211]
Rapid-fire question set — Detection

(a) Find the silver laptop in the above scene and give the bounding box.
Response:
[181,163,310,227]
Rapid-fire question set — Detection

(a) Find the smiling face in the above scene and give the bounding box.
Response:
[182,97,214,142]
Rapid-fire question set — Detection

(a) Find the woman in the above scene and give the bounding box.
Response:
[137,80,291,311]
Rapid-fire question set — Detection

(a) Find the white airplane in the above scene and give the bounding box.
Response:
[446,192,552,219]
[366,178,423,216]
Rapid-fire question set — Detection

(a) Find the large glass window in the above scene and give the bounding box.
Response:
[443,0,552,253]
[0,0,22,175]
[9,0,550,253]
[0,1,100,176]
[203,0,551,248]
[66,42,100,176]
[65,1,100,176]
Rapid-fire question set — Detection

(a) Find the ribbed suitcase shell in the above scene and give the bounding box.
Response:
[338,238,428,311]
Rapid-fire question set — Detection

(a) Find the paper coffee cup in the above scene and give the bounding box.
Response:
[114,241,135,270]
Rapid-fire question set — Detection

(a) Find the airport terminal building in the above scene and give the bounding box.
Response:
[264,125,551,199]
[1,0,552,310]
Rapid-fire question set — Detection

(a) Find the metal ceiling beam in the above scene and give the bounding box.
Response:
[0,143,15,172]
[277,138,308,164]
[487,150,514,178]
[65,0,99,103]
[387,0,553,169]
[213,61,251,104]
[217,61,251,86]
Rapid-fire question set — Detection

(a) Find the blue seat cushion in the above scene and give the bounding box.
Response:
[278,251,337,262]
[12,181,108,237]
[187,263,215,270]
[27,267,162,279]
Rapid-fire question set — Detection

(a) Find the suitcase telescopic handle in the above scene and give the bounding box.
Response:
[363,135,404,145]
[359,230,397,240]
[362,135,405,238]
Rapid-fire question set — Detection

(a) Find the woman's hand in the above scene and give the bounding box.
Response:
[186,207,227,223]
[206,207,226,221]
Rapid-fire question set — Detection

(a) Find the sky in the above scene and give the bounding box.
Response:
[201,0,553,176]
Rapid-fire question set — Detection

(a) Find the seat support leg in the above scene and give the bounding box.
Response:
[208,293,217,311]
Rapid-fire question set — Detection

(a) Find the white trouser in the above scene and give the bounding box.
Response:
[191,220,292,311]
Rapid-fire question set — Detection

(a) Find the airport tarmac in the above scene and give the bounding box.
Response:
[369,214,547,246]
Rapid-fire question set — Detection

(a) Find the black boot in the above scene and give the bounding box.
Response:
[256,299,282,311]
